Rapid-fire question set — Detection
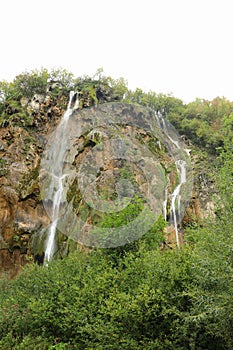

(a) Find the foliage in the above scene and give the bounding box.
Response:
[0,68,128,128]
[1,208,233,349]
[1,67,233,155]
[73,69,128,108]
[48,68,74,88]
[13,68,49,99]
[183,221,233,349]
[175,97,233,152]
[215,114,233,217]
[125,90,233,154]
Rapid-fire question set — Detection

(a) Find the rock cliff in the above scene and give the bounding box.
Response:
[0,89,216,278]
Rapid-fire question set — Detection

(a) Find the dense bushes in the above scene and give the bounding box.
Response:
[1,213,233,349]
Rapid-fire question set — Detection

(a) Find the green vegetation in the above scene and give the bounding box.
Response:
[1,67,232,156]
[0,157,8,176]
[0,67,128,128]
[125,89,233,155]
[0,207,233,349]
[0,68,233,348]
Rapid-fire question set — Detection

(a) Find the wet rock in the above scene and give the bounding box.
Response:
[0,98,216,277]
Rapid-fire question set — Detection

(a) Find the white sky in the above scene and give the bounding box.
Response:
[1,0,233,103]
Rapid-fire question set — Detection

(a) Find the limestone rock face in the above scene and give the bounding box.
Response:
[0,127,49,277]
[0,96,216,278]
[0,94,60,278]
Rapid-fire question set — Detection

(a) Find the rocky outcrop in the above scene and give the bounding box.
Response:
[0,92,65,277]
[0,94,217,278]
[0,126,49,277]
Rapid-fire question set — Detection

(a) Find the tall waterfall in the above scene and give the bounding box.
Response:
[44,91,78,263]
[155,111,188,247]
[170,160,186,248]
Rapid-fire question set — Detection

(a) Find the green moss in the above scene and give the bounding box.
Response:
[148,138,163,155]
[30,167,39,180]
[66,178,82,209]
[97,194,146,229]
[0,158,8,176]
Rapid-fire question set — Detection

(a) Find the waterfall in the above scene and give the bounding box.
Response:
[44,91,78,263]
[155,111,180,149]
[170,160,186,248]
[162,187,168,220]
[155,111,188,247]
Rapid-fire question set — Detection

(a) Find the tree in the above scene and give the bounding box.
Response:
[13,68,49,98]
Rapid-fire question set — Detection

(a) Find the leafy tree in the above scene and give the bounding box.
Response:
[178,97,233,152]
[48,67,74,88]
[13,68,49,99]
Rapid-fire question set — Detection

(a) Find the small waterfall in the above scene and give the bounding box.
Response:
[162,187,168,220]
[170,160,186,248]
[155,111,180,149]
[155,111,188,247]
[44,91,78,263]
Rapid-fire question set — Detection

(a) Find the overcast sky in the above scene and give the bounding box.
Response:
[1,0,232,102]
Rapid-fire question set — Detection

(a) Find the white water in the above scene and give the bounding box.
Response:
[155,111,188,247]
[44,91,78,263]
[162,187,168,220]
[155,112,180,149]
[170,160,186,247]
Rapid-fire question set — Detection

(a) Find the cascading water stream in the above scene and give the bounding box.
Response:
[162,187,168,221]
[156,111,180,149]
[44,91,78,263]
[155,111,188,247]
[170,160,186,247]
